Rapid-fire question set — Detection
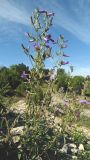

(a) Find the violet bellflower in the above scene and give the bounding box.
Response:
[43,34,51,43]
[60,61,69,65]
[43,34,56,44]
[79,99,90,105]
[50,38,56,44]
[63,54,69,57]
[39,10,47,14]
[47,12,55,16]
[21,71,28,79]
[45,44,50,48]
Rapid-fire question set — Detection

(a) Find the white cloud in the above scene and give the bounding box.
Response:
[37,0,90,44]
[72,67,90,77]
[51,0,90,44]
[0,0,30,26]
[0,0,90,44]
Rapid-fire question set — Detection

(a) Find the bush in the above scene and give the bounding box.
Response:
[70,76,84,94]
[56,69,69,92]
[16,82,27,97]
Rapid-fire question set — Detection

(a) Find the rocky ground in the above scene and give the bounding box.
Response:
[10,94,90,139]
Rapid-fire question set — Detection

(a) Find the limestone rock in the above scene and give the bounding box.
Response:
[78,144,84,151]
[10,126,24,136]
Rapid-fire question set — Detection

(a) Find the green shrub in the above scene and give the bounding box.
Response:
[70,76,84,94]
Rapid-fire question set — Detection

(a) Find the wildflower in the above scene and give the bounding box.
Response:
[43,34,51,43]
[86,101,90,105]
[43,34,56,44]
[60,61,69,65]
[39,10,47,14]
[47,12,55,16]
[34,43,41,51]
[79,99,90,105]
[63,54,69,57]
[50,38,56,44]
[45,44,50,48]
[79,100,86,104]
[21,71,28,79]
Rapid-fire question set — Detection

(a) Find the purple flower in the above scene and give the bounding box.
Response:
[86,101,90,105]
[43,35,56,44]
[45,44,50,48]
[34,43,40,51]
[79,99,90,105]
[79,100,87,104]
[47,12,55,16]
[63,54,69,57]
[60,61,69,65]
[43,37,49,43]
[21,71,28,79]
[50,38,56,44]
[43,34,51,43]
[39,10,47,13]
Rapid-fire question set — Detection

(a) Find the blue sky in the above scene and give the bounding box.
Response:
[0,0,90,76]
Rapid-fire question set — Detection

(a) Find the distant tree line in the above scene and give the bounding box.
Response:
[0,63,90,97]
[0,63,29,96]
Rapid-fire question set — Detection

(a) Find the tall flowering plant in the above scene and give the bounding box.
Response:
[22,8,69,75]
[19,8,85,160]
[21,8,69,112]
[19,8,90,160]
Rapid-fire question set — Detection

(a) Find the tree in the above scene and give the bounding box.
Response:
[56,68,69,91]
[70,76,84,94]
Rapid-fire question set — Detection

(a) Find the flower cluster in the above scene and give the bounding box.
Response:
[79,99,90,105]
[21,71,29,79]
[22,8,70,72]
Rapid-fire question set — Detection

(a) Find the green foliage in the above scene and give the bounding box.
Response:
[56,69,69,91]
[0,7,90,160]
[16,82,27,96]
[70,76,84,94]
[84,81,90,96]
[0,63,29,96]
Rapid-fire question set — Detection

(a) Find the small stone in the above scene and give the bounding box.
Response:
[87,141,90,145]
[10,126,24,136]
[60,144,68,153]
[69,143,77,148]
[78,144,84,151]
[13,136,20,143]
[71,148,78,153]
[72,156,78,159]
